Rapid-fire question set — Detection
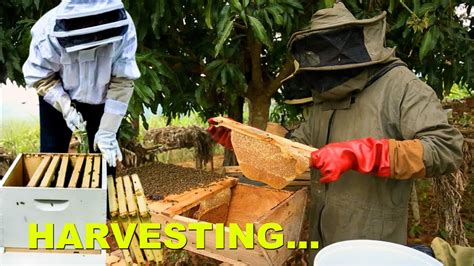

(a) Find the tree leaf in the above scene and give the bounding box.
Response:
[243,0,250,8]
[279,0,303,10]
[388,0,396,13]
[220,65,228,85]
[413,0,420,12]
[205,59,225,72]
[248,15,270,47]
[217,5,231,33]
[416,3,436,17]
[205,0,214,29]
[440,0,449,8]
[266,5,284,26]
[0,45,4,63]
[159,0,166,18]
[419,28,433,60]
[323,0,335,8]
[230,0,243,11]
[214,19,234,57]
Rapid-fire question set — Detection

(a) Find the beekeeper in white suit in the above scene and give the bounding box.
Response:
[22,0,140,172]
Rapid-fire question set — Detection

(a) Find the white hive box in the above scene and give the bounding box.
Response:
[0,153,107,256]
[0,247,106,266]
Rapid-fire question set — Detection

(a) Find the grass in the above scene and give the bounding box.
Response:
[0,119,40,155]
[0,112,223,164]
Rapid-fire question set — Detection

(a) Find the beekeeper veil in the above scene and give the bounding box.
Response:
[52,0,129,52]
[282,2,396,102]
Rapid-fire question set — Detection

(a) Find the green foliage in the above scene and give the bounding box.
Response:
[359,0,474,98]
[409,223,424,238]
[447,84,472,100]
[1,0,472,139]
[0,0,55,84]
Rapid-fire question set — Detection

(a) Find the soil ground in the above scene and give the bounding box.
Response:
[407,178,474,246]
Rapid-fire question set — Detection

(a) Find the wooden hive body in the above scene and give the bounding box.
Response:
[149,177,307,265]
[0,153,107,264]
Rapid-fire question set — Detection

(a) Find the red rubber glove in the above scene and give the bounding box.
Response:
[207,118,233,150]
[310,138,391,183]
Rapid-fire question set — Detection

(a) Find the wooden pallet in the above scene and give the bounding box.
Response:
[108,175,164,266]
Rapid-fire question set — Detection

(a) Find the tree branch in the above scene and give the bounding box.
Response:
[266,56,295,96]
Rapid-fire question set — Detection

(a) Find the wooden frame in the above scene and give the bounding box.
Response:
[223,166,311,189]
[212,117,315,189]
[149,177,307,265]
[213,117,316,158]
[108,175,164,265]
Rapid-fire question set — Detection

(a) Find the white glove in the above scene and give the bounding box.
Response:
[42,83,86,132]
[63,106,86,132]
[94,129,122,167]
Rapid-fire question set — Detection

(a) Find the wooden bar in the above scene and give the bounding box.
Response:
[139,214,164,263]
[129,215,155,263]
[287,180,311,186]
[68,155,85,188]
[116,177,128,218]
[224,166,311,181]
[214,117,317,157]
[111,216,133,265]
[123,175,138,216]
[39,155,61,187]
[164,178,238,216]
[131,174,149,217]
[107,175,119,217]
[81,155,94,188]
[91,155,101,188]
[27,156,52,187]
[55,155,69,187]
[119,216,145,265]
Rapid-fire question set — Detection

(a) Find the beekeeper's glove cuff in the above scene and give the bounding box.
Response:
[94,129,122,167]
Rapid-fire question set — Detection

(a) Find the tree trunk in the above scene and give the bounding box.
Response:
[130,117,140,142]
[248,93,271,130]
[223,96,244,166]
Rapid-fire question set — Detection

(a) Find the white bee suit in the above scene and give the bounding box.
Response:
[22,0,140,166]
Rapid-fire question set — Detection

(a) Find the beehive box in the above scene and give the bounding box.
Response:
[0,247,106,265]
[149,177,307,265]
[0,153,107,251]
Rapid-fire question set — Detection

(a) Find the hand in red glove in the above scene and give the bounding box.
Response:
[207,118,233,150]
[310,138,391,183]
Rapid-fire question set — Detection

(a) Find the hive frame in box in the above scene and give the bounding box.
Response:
[0,153,107,258]
[148,177,308,265]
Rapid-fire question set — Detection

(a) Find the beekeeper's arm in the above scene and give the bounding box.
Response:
[310,80,464,183]
[94,17,140,167]
[22,34,85,132]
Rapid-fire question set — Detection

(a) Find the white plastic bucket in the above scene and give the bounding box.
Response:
[314,240,442,266]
